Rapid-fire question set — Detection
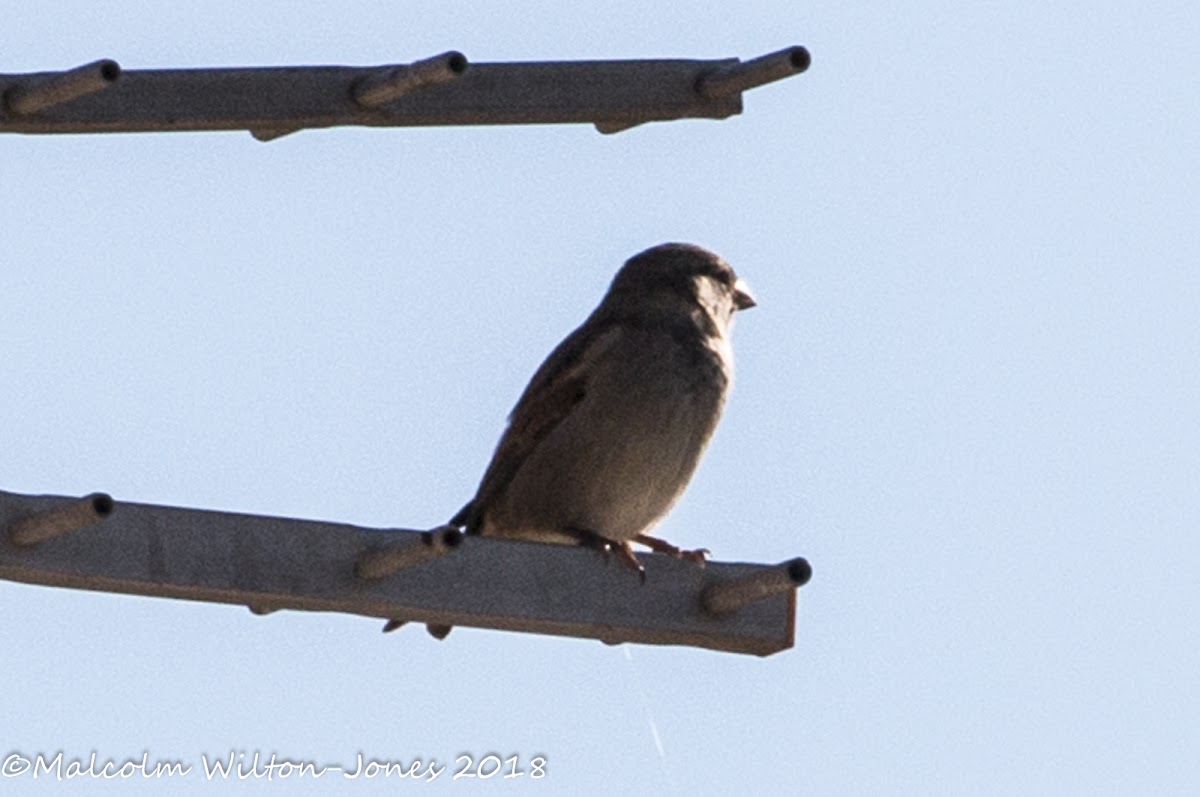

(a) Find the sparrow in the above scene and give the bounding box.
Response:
[450,242,755,578]
[388,243,754,635]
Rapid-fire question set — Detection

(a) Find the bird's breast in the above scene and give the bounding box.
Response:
[482,323,731,542]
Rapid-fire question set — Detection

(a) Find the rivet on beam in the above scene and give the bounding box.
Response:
[696,46,810,100]
[701,557,812,616]
[426,623,452,640]
[352,51,469,109]
[354,525,464,581]
[593,119,644,135]
[249,127,299,142]
[4,59,121,116]
[8,493,115,547]
[379,619,454,639]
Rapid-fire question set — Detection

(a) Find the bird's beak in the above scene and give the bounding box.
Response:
[733,278,756,310]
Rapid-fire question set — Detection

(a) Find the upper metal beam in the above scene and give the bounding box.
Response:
[0,489,810,656]
[0,46,810,140]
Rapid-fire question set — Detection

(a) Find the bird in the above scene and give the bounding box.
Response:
[451,241,755,577]
[387,243,755,636]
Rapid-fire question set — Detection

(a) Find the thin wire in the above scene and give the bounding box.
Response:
[620,646,682,796]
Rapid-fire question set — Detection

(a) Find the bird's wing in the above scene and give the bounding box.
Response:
[453,317,621,532]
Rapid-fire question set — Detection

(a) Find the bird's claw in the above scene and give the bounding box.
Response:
[613,542,647,583]
[633,534,709,568]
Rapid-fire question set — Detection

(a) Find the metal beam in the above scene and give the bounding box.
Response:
[0,489,810,656]
[0,46,809,139]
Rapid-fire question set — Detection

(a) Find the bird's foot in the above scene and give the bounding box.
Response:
[613,541,647,584]
[633,533,709,567]
[566,527,613,557]
[565,527,646,583]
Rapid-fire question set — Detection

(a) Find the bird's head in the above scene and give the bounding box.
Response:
[606,243,755,335]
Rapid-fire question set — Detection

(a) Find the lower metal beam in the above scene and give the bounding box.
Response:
[0,490,807,656]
